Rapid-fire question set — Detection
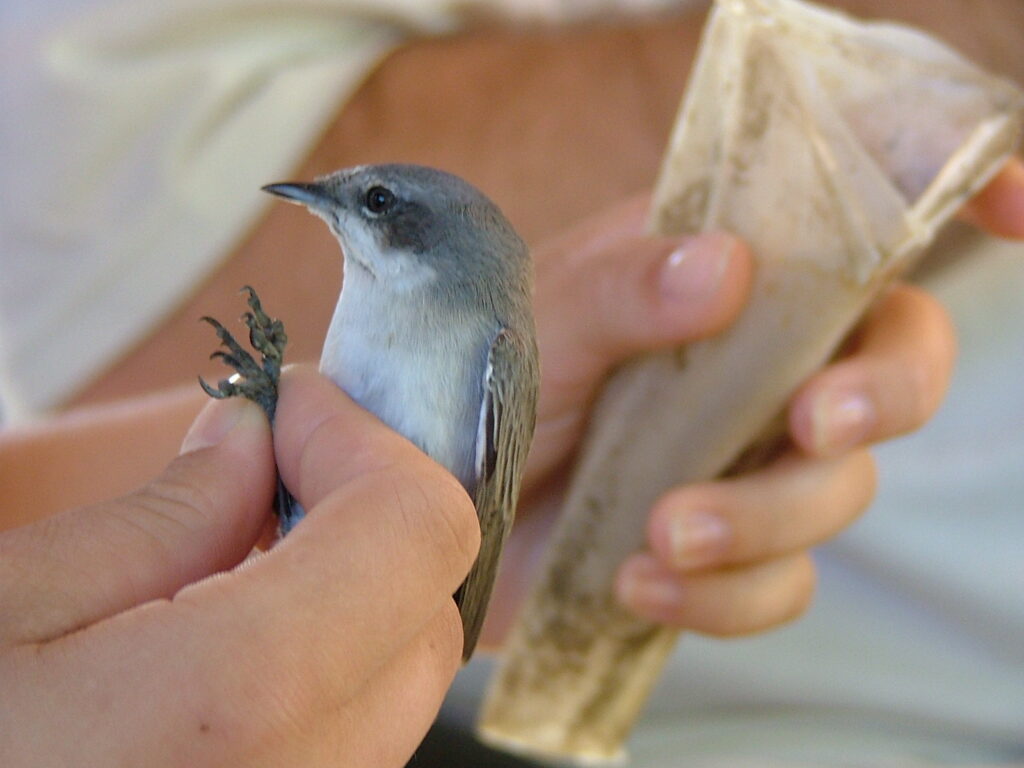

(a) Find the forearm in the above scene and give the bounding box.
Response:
[0,385,204,531]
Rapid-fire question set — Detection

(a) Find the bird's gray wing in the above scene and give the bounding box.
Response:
[455,326,539,661]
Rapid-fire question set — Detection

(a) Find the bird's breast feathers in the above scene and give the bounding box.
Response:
[321,284,489,492]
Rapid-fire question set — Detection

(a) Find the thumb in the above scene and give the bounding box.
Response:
[527,197,752,483]
[0,397,275,646]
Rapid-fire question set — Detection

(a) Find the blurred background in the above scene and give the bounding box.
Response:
[2,1,1022,765]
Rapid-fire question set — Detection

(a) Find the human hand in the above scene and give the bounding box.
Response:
[0,367,479,768]
[481,157,1024,645]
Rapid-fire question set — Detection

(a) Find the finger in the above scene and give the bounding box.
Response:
[271,365,459,512]
[615,551,816,636]
[0,383,206,530]
[25,368,478,763]
[327,602,464,768]
[152,367,478,701]
[960,157,1024,239]
[13,595,464,767]
[0,397,275,645]
[536,198,752,389]
[529,197,753,478]
[788,284,957,457]
[645,449,875,573]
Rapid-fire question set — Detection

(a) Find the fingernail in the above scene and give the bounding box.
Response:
[812,389,875,455]
[180,398,254,454]
[659,236,735,303]
[668,509,729,570]
[616,557,685,619]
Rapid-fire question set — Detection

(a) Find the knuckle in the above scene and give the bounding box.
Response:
[902,288,958,422]
[847,450,878,510]
[589,235,664,358]
[782,554,818,623]
[591,256,634,353]
[902,283,954,340]
[133,470,216,532]
[696,556,817,638]
[383,466,480,590]
[418,472,482,582]
[697,608,751,638]
[425,600,467,681]
[295,409,392,503]
[103,472,218,571]
[828,450,878,520]
[699,591,771,637]
[903,356,946,426]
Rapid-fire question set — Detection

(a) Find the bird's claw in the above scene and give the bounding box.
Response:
[199,286,288,422]
[199,286,302,533]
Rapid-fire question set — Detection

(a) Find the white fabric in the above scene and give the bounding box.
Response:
[0,0,694,420]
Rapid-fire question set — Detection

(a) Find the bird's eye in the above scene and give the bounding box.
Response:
[364,186,396,215]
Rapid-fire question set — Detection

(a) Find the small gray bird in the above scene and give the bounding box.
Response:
[263,164,539,660]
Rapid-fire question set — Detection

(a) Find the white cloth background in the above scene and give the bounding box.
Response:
[0,0,696,419]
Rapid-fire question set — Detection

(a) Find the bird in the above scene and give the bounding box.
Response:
[261,164,539,661]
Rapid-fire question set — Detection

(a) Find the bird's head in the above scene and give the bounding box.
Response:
[262,164,528,297]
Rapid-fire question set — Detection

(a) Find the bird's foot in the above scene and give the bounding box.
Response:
[199,286,288,422]
[200,287,303,534]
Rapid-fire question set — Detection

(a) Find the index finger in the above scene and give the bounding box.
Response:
[38,366,480,741]
[960,157,1024,239]
[206,365,480,675]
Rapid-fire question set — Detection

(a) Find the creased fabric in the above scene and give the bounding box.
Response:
[0,0,696,419]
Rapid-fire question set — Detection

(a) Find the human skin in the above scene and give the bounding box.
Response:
[4,169,1023,646]
[66,0,1024,404]
[1,5,1024,763]
[2,1,1024,638]
[0,369,482,767]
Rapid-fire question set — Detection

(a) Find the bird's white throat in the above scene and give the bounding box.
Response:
[319,251,487,491]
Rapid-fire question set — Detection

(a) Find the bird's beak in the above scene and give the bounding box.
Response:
[261,182,333,211]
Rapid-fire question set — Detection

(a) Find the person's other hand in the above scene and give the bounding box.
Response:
[482,157,1024,644]
[0,366,479,768]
